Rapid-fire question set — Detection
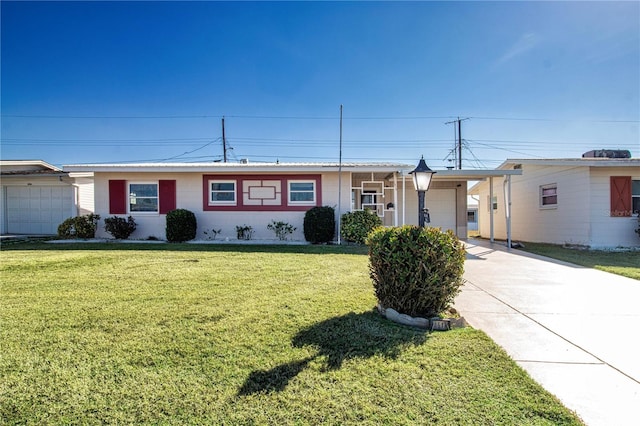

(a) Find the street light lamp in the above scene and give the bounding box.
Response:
[409,156,436,227]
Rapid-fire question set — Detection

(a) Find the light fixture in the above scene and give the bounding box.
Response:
[409,156,436,227]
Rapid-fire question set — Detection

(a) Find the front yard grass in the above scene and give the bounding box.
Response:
[1,242,582,424]
[520,242,639,280]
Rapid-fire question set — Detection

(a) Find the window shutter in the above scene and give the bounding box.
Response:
[159,180,176,214]
[610,176,631,217]
[109,180,127,214]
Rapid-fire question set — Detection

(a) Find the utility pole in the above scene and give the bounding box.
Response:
[457,118,462,170]
[221,117,227,163]
[446,117,469,170]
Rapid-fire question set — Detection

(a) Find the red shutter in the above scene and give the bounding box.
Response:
[159,180,176,214]
[610,176,632,217]
[109,180,127,214]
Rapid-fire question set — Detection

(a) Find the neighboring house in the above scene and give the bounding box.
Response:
[0,160,93,235]
[63,161,518,241]
[469,156,640,248]
[467,199,479,232]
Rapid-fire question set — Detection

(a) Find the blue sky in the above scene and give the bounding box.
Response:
[2,1,639,169]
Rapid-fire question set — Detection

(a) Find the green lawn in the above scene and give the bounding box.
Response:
[520,242,640,280]
[1,242,582,425]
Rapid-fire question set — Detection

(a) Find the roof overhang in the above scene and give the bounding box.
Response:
[63,162,413,174]
[498,158,640,168]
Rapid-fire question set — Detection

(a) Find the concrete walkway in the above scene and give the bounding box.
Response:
[455,240,640,426]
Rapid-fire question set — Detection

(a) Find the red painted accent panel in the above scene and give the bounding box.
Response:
[202,174,322,211]
[109,180,127,214]
[610,176,632,217]
[159,180,176,214]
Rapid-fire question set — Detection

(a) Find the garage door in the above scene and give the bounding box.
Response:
[6,186,74,234]
[424,189,457,232]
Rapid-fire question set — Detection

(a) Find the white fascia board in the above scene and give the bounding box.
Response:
[500,158,640,168]
[63,162,411,174]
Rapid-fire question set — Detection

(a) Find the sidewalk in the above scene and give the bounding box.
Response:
[455,240,640,426]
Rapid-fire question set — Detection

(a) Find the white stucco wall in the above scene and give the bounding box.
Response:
[93,171,355,241]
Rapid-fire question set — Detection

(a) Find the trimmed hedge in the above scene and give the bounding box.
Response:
[340,210,382,244]
[57,214,101,239]
[304,206,335,243]
[166,209,197,242]
[367,225,466,318]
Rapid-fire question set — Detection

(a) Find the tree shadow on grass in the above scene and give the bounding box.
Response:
[237,311,427,395]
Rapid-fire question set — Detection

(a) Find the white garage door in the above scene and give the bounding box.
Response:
[6,186,74,234]
[424,189,457,232]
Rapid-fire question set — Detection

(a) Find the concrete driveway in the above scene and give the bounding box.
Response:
[455,240,640,426]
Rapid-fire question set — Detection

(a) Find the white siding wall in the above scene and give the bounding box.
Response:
[589,167,640,248]
[475,164,640,248]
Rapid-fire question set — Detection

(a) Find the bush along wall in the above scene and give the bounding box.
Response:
[367,225,466,318]
[166,209,197,242]
[340,210,382,244]
[104,216,137,240]
[304,206,335,243]
[57,214,101,239]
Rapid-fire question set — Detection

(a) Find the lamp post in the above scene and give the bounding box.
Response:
[409,156,436,227]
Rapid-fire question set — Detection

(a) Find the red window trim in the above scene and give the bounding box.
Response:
[202,174,322,211]
[159,180,177,214]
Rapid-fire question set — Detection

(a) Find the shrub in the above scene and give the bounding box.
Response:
[104,216,137,239]
[368,225,466,318]
[57,214,101,239]
[236,225,254,240]
[340,210,382,244]
[636,214,640,239]
[304,206,335,243]
[166,209,197,242]
[267,220,296,241]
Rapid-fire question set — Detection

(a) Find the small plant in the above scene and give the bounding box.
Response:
[340,210,382,244]
[166,209,197,242]
[368,225,466,318]
[304,206,335,244]
[236,225,254,240]
[104,216,137,239]
[203,228,222,240]
[267,220,297,241]
[636,214,640,239]
[57,214,101,239]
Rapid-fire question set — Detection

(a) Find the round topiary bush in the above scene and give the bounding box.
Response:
[166,209,197,242]
[340,210,382,244]
[104,215,137,239]
[304,206,335,243]
[367,225,466,318]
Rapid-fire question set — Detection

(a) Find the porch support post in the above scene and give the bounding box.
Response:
[504,174,512,250]
[402,173,406,225]
[393,172,398,226]
[489,176,494,243]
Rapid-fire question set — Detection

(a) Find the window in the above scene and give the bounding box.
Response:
[540,184,557,208]
[487,195,498,211]
[210,180,236,205]
[289,181,316,204]
[633,179,640,214]
[467,210,477,223]
[129,183,158,213]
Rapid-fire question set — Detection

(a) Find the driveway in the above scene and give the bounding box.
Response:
[455,240,640,426]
